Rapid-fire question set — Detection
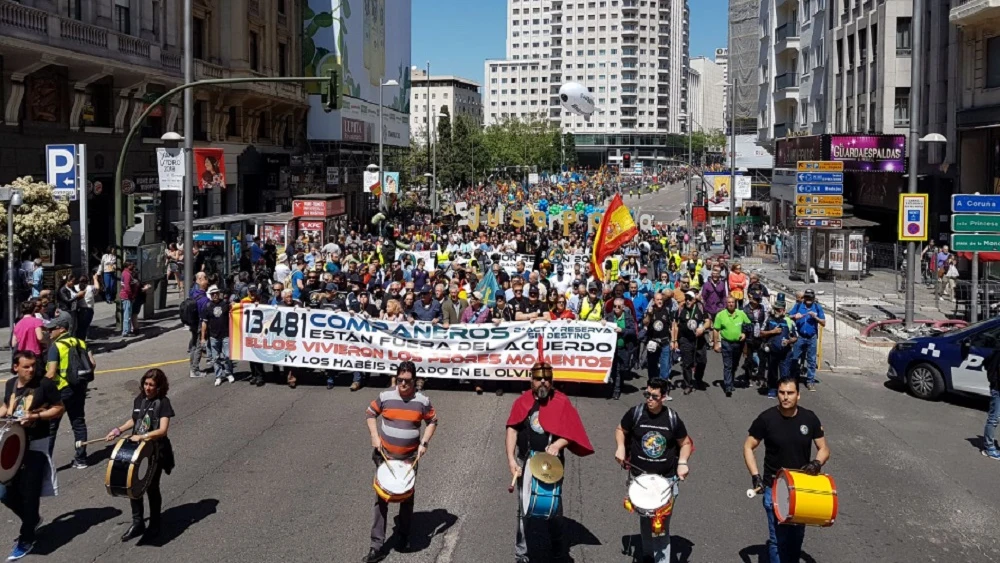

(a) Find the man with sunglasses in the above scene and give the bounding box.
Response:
[365,361,438,563]
[603,297,637,400]
[614,378,693,563]
[506,360,594,563]
[671,291,711,395]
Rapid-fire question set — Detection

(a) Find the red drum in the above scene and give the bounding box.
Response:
[0,419,27,484]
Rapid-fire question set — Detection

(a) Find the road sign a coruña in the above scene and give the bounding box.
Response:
[950,234,1000,252]
[795,183,845,195]
[795,218,844,229]
[951,194,1000,214]
[951,214,1000,233]
[796,172,844,184]
[796,195,844,206]
[45,144,78,200]
[796,206,844,218]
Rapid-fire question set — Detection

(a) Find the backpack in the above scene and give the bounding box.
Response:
[629,403,678,434]
[59,338,94,385]
[179,297,200,327]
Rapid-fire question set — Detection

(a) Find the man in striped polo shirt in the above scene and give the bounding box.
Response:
[364,361,438,563]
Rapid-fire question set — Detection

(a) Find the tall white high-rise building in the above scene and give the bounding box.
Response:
[688,56,726,133]
[410,69,482,146]
[483,0,690,168]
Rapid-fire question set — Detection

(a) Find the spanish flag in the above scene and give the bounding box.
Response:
[591,193,638,279]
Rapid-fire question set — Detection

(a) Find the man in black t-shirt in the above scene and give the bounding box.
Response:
[614,379,693,563]
[199,286,234,387]
[670,291,711,394]
[0,351,65,559]
[743,376,831,563]
[643,292,675,388]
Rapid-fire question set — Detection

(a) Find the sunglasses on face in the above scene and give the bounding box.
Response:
[642,391,663,400]
[532,375,553,382]
[397,377,414,384]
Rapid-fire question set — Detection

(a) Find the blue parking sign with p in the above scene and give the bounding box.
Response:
[907,210,920,221]
[45,144,78,200]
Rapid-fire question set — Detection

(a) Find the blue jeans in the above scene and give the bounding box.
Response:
[985,389,1000,451]
[121,298,133,336]
[103,273,116,303]
[762,484,806,563]
[792,336,818,383]
[209,336,233,380]
[646,342,672,382]
[721,340,743,392]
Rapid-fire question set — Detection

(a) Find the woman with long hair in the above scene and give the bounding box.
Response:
[104,369,175,542]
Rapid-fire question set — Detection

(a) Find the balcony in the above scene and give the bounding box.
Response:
[950,0,1000,27]
[622,9,639,23]
[896,47,912,57]
[622,25,639,36]
[774,123,790,139]
[774,73,799,100]
[775,22,800,53]
[0,0,181,76]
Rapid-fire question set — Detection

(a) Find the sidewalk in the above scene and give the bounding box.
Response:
[1,286,185,372]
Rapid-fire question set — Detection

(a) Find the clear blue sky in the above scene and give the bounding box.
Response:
[412,0,728,84]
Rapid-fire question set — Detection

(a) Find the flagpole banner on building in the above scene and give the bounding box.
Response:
[230,304,615,383]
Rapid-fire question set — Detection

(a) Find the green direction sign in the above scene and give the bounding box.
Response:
[951,214,1000,233]
[950,234,1000,252]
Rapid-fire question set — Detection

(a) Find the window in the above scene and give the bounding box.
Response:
[278,43,288,76]
[894,87,910,126]
[988,36,1000,89]
[114,0,131,34]
[249,31,260,71]
[68,0,82,20]
[896,17,912,51]
[227,106,240,137]
[277,0,286,15]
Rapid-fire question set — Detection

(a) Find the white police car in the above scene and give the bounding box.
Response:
[886,317,1000,400]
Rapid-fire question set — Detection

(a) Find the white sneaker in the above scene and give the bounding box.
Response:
[227,375,235,384]
[665,394,674,401]
[214,378,223,387]
[190,370,206,378]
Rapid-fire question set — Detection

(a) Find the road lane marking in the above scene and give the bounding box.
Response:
[95,358,189,374]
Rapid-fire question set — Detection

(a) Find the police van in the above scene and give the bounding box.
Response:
[886,317,1000,400]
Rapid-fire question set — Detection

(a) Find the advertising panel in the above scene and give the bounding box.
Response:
[304,0,411,147]
[194,148,226,191]
[775,136,824,168]
[828,135,906,172]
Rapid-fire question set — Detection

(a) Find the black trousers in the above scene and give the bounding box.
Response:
[50,381,88,464]
[0,450,46,543]
[130,465,163,525]
[678,339,707,388]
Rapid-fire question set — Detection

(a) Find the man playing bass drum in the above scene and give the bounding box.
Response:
[614,379,693,563]
[0,351,64,561]
[105,368,175,542]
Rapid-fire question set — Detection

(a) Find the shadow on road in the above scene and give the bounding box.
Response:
[739,544,817,563]
[882,380,991,412]
[620,533,694,562]
[35,506,122,555]
[138,498,220,547]
[564,516,601,548]
[57,446,112,473]
[390,508,458,552]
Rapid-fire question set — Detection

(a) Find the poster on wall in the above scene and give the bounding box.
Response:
[383,172,399,194]
[828,135,906,172]
[299,220,324,243]
[828,233,845,270]
[848,233,864,271]
[194,148,226,191]
[363,171,380,195]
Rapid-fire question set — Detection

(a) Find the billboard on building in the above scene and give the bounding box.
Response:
[775,135,824,168]
[828,135,906,173]
[304,0,411,146]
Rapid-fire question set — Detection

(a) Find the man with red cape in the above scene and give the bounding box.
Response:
[505,354,594,563]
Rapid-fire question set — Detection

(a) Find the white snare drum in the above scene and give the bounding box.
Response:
[626,474,675,517]
[373,459,416,503]
[0,420,27,484]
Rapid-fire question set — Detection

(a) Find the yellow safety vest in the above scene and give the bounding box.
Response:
[609,257,621,282]
[436,248,449,268]
[688,259,705,289]
[580,298,604,322]
[51,335,87,391]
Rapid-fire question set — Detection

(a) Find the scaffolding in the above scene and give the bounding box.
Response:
[728,0,760,136]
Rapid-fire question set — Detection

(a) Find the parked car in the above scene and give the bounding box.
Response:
[886,317,1000,400]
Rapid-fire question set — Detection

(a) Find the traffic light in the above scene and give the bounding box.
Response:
[623,153,631,168]
[321,69,341,112]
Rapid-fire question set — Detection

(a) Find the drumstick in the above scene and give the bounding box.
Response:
[402,452,422,480]
[746,486,763,499]
[507,473,518,493]
[75,438,111,448]
[378,448,398,478]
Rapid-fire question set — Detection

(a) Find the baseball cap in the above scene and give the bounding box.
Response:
[587,281,600,291]
[528,287,539,296]
[472,291,483,300]
[773,292,787,309]
[207,285,220,295]
[803,289,816,299]
[419,284,432,294]
[684,290,697,300]
[639,268,648,274]
[43,311,72,331]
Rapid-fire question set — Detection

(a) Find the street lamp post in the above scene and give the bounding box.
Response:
[182,0,194,294]
[2,187,23,332]
[728,78,737,258]
[378,78,399,211]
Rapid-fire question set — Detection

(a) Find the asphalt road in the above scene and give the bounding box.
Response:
[4,183,998,563]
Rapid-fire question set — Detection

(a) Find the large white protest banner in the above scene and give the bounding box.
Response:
[230,304,615,383]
